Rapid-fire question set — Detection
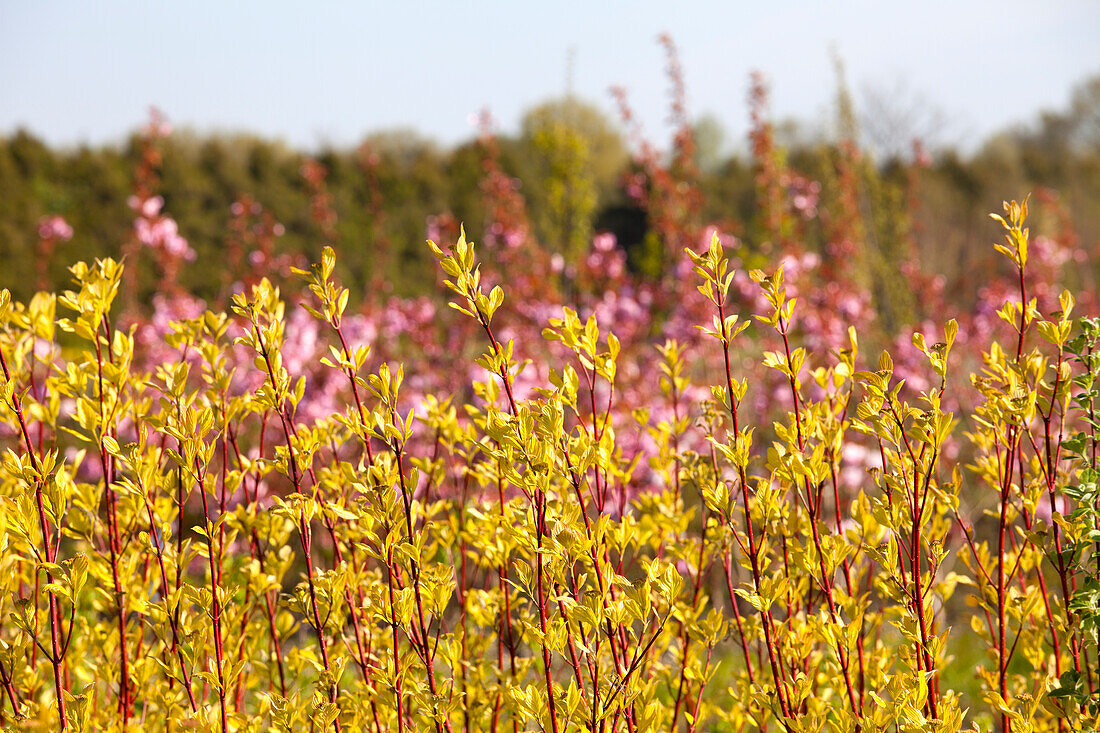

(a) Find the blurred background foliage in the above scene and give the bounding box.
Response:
[1,73,1098,310]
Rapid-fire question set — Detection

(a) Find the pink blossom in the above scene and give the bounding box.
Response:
[135,215,195,261]
[37,215,73,241]
[127,195,165,218]
[145,107,172,138]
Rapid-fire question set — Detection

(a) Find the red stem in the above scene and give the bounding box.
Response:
[0,345,69,729]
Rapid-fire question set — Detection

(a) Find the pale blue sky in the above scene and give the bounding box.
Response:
[2,1,1098,151]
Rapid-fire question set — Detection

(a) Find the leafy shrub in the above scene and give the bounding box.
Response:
[0,188,1098,733]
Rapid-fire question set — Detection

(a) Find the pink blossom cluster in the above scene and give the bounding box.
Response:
[144,107,173,139]
[37,215,73,241]
[583,232,627,282]
[624,172,647,203]
[226,196,293,288]
[485,220,526,250]
[785,174,821,220]
[129,195,195,261]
